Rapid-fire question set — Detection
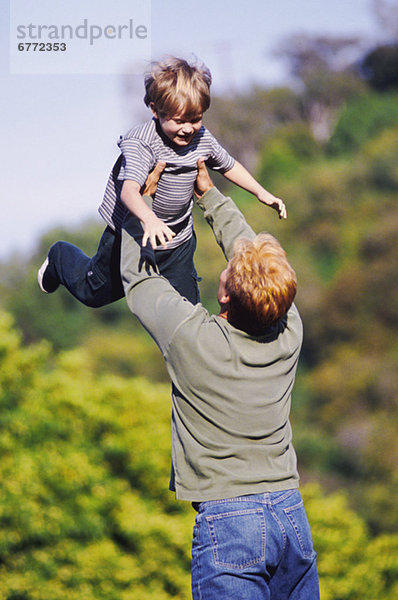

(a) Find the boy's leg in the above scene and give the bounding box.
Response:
[40,227,124,308]
[155,232,201,304]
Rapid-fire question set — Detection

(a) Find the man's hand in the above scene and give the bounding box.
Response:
[142,161,166,197]
[194,158,214,198]
[140,161,175,248]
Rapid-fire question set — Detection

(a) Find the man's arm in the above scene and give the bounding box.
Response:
[195,159,256,260]
[121,160,261,351]
[120,165,198,354]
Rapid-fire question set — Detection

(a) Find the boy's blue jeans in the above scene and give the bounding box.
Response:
[48,226,200,307]
[191,490,319,600]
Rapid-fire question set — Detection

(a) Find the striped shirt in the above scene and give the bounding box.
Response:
[98,118,235,249]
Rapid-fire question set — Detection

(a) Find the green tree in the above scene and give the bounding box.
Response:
[257,122,322,185]
[328,92,398,154]
[1,312,397,598]
[303,485,398,600]
[361,44,398,91]
[0,312,192,599]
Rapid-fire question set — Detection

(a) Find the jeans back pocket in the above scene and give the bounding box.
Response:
[206,508,266,570]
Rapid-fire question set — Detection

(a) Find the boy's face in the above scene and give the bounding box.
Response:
[151,105,203,146]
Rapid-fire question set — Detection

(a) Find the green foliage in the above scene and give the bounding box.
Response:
[205,85,305,170]
[328,92,398,155]
[1,313,397,598]
[303,485,398,600]
[0,312,192,599]
[82,329,168,381]
[0,224,102,349]
[257,122,321,185]
[302,69,366,108]
[360,125,398,190]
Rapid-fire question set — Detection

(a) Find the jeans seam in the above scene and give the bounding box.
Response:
[283,501,314,559]
[268,490,297,506]
[193,518,202,600]
[197,490,297,512]
[270,504,287,555]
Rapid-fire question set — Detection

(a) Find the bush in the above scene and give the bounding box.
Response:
[328,92,398,155]
[1,313,398,598]
[360,126,398,190]
[257,122,321,184]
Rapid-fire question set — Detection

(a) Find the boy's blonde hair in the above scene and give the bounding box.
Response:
[226,234,297,335]
[144,56,212,118]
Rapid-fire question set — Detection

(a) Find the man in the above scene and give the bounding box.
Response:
[121,159,320,599]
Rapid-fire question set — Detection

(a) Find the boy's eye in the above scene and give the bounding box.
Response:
[173,116,202,125]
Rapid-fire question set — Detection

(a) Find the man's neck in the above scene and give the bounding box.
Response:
[218,310,228,321]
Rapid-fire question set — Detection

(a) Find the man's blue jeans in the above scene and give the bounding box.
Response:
[191,490,319,599]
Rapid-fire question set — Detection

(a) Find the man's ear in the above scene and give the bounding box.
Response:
[219,292,230,305]
[150,102,158,119]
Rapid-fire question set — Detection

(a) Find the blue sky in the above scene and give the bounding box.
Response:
[0,0,382,259]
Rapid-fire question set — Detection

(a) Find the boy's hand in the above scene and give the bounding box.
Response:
[257,191,287,220]
[194,158,214,198]
[142,161,166,197]
[142,213,175,249]
[221,160,287,219]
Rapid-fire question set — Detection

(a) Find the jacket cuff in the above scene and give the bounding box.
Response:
[196,186,226,211]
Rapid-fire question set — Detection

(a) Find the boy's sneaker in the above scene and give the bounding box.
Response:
[37,257,60,293]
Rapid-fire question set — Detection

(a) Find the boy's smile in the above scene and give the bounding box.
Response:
[152,107,203,147]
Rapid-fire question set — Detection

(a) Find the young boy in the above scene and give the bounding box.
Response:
[38,57,286,306]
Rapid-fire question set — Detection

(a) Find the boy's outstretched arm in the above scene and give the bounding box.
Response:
[222,160,287,219]
[120,171,175,248]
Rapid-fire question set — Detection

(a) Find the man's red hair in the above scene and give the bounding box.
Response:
[226,234,297,335]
